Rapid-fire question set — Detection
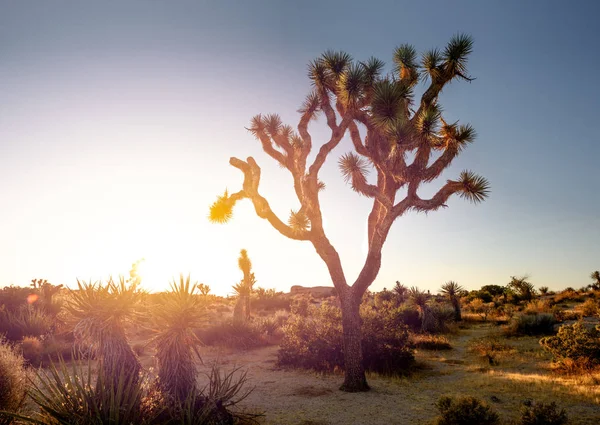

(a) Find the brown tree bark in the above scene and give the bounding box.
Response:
[339,288,369,392]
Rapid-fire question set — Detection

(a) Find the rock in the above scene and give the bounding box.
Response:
[289,285,336,298]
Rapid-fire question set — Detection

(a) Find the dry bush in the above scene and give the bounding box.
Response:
[278,302,414,376]
[0,338,28,424]
[577,299,598,317]
[435,395,499,425]
[519,401,568,425]
[410,334,452,350]
[524,299,552,314]
[504,313,556,336]
[197,319,269,350]
[540,322,600,370]
[20,335,43,366]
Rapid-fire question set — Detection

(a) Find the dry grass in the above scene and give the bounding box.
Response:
[189,322,600,424]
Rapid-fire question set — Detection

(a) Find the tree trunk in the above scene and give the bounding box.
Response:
[339,290,369,392]
[245,294,251,321]
[233,297,244,325]
[452,297,462,322]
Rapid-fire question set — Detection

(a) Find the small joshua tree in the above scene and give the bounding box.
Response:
[210,35,489,391]
[440,281,464,321]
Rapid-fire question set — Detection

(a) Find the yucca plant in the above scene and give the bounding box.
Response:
[590,271,600,290]
[65,278,143,388]
[440,281,464,321]
[151,275,206,404]
[4,355,158,425]
[409,287,434,332]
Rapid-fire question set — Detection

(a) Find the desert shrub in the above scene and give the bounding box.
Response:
[468,336,514,366]
[290,296,311,317]
[554,289,584,304]
[577,299,598,317]
[197,319,269,350]
[394,306,420,331]
[0,286,32,313]
[435,396,499,425]
[360,305,414,374]
[551,307,580,322]
[525,300,552,314]
[0,306,52,342]
[540,322,600,368]
[429,304,456,333]
[20,336,43,366]
[505,313,556,336]
[410,334,452,350]
[0,339,28,424]
[278,302,414,375]
[252,288,290,311]
[519,401,568,425]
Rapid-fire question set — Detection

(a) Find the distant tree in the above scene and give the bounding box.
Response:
[538,286,549,295]
[232,249,256,323]
[393,281,409,304]
[210,35,489,391]
[479,285,505,297]
[440,281,464,321]
[197,283,211,296]
[409,287,434,332]
[508,275,535,302]
[590,271,600,290]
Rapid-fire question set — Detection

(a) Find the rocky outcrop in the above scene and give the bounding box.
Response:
[289,285,336,298]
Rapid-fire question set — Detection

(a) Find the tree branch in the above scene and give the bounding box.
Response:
[229,157,311,241]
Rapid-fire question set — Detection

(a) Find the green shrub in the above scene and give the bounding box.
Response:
[435,396,500,425]
[520,401,568,425]
[394,306,421,331]
[0,339,27,424]
[506,313,556,336]
[540,323,600,368]
[278,302,414,375]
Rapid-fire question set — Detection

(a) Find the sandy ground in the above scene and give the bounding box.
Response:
[192,324,600,425]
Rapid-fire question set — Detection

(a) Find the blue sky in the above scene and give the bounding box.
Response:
[1,1,599,295]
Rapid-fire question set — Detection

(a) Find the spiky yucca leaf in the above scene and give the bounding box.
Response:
[288,210,310,232]
[338,152,370,185]
[394,44,418,84]
[370,80,411,130]
[457,170,490,203]
[308,58,328,87]
[317,180,326,192]
[409,287,429,308]
[360,56,385,85]
[263,114,282,136]
[298,90,320,116]
[416,104,442,138]
[443,33,474,78]
[440,281,464,298]
[337,63,366,107]
[209,190,234,224]
[421,48,442,80]
[321,50,352,77]
[247,114,264,138]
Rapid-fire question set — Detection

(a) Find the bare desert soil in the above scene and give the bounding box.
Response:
[192,324,600,425]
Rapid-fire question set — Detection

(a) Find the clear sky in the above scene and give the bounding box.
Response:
[1,1,599,295]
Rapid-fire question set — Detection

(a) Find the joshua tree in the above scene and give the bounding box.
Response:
[440,281,464,321]
[590,271,600,290]
[409,287,434,332]
[210,35,489,391]
[231,249,256,324]
[393,281,408,304]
